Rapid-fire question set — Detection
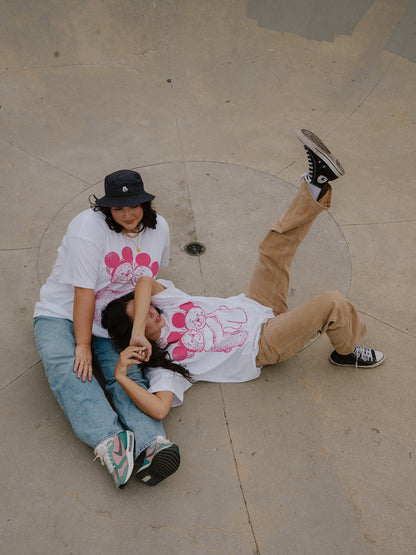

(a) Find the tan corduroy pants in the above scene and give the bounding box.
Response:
[248,180,367,366]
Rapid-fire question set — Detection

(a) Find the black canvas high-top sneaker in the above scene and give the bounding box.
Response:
[298,129,345,186]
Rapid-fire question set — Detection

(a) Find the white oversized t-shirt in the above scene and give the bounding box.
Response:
[146,280,274,407]
[34,209,170,337]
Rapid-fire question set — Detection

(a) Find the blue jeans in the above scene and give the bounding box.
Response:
[34,316,165,458]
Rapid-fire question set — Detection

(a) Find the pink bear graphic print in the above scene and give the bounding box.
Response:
[94,246,159,323]
[166,302,249,361]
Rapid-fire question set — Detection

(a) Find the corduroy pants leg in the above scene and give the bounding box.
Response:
[247,180,367,366]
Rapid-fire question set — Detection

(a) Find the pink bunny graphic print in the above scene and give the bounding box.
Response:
[166,302,249,362]
[94,246,159,322]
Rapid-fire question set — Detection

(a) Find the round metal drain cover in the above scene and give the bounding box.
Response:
[184,241,206,256]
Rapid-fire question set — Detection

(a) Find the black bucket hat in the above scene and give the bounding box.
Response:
[95,169,155,207]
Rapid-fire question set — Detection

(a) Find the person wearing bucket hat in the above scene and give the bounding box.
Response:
[95,170,155,208]
[34,169,181,488]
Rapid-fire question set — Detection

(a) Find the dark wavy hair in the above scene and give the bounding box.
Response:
[101,291,194,383]
[89,197,158,233]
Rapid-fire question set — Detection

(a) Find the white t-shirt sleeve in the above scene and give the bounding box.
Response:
[151,279,189,305]
[60,236,102,289]
[160,217,170,268]
[146,367,192,407]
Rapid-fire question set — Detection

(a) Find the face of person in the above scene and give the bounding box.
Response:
[126,300,165,342]
[110,205,144,232]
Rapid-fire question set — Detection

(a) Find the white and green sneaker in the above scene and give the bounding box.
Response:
[94,430,134,488]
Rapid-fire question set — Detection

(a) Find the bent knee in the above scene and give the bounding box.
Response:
[318,290,348,306]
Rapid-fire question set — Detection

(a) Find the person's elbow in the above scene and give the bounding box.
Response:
[136,275,153,286]
[151,392,173,420]
[151,405,171,421]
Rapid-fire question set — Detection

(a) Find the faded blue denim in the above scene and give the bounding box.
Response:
[34,316,165,458]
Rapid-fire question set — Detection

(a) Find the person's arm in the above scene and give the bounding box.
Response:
[73,286,95,382]
[115,345,174,420]
[129,276,165,360]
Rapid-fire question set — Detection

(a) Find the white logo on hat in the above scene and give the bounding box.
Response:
[122,186,128,192]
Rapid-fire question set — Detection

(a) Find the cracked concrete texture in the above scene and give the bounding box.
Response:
[1,1,415,554]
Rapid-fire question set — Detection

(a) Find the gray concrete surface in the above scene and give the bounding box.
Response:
[1,1,415,553]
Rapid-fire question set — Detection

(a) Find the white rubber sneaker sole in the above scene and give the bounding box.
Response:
[298,129,345,178]
[329,350,385,368]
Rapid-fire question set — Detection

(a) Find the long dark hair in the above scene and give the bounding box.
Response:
[89,198,158,233]
[101,291,194,383]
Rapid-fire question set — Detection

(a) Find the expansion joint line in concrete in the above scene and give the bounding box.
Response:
[358,309,416,339]
[0,360,40,392]
[340,219,416,226]
[219,385,261,554]
[0,246,36,252]
[1,138,92,186]
[331,56,399,136]
[161,13,206,289]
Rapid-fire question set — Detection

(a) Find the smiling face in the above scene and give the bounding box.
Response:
[110,205,144,233]
[126,300,165,342]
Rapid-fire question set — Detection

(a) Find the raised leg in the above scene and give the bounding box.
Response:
[247,180,331,315]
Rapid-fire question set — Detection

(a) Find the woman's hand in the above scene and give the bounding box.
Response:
[116,345,148,379]
[129,334,152,361]
[74,343,93,382]
[115,347,174,420]
[73,287,95,382]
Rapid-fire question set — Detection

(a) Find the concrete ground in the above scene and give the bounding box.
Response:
[1,1,415,553]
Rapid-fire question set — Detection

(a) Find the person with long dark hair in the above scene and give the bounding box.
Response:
[34,169,180,488]
[102,132,385,424]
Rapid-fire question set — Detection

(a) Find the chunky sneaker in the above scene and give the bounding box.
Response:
[298,129,345,186]
[329,346,385,368]
[94,430,135,488]
[136,436,180,486]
